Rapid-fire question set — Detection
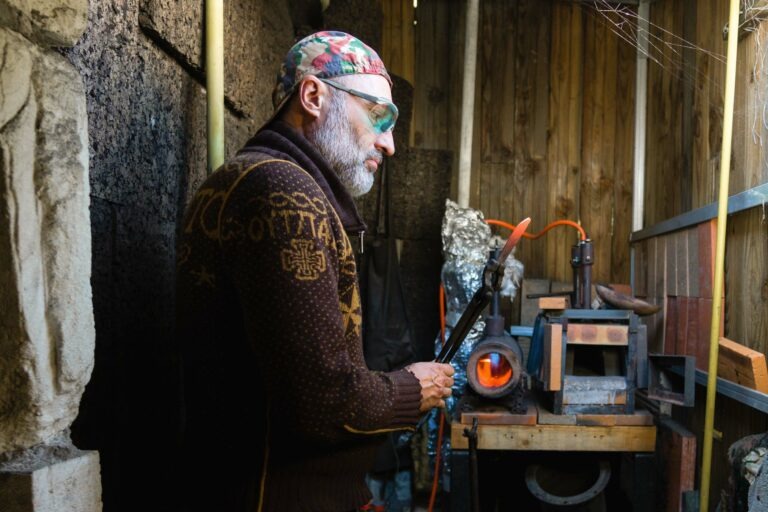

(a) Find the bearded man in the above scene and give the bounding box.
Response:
[176,31,454,512]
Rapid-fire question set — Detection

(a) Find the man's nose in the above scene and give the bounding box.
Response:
[375,131,395,157]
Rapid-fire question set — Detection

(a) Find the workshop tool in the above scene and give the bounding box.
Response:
[435,217,531,364]
[463,417,480,512]
[534,308,641,415]
[569,238,594,309]
[460,282,527,413]
[401,218,531,444]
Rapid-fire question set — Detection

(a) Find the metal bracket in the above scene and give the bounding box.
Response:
[647,354,696,407]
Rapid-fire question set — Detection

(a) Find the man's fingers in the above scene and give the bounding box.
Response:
[439,363,455,376]
[413,363,455,411]
[429,375,454,388]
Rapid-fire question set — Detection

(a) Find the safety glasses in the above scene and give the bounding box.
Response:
[319,77,399,134]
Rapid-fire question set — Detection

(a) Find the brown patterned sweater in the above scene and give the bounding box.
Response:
[176,120,422,512]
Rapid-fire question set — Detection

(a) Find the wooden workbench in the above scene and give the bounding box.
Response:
[450,402,657,452]
[447,399,658,512]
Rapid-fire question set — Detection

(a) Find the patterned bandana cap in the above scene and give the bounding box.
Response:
[272,31,392,111]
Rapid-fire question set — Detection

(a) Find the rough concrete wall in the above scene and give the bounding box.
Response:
[138,0,293,121]
[323,0,382,52]
[62,0,294,509]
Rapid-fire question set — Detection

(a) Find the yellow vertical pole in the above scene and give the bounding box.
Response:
[206,0,225,174]
[700,0,740,509]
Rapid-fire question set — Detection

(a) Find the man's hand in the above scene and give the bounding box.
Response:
[405,362,455,412]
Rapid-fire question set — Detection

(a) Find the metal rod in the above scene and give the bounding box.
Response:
[674,369,768,415]
[206,0,225,174]
[465,418,480,512]
[701,0,740,508]
[457,0,479,207]
[629,182,768,242]
[581,240,593,309]
[571,243,581,308]
[632,0,650,232]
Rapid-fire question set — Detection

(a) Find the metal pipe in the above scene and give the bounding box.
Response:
[571,244,581,308]
[700,0,740,509]
[457,0,479,207]
[206,0,225,174]
[464,418,480,512]
[581,240,593,309]
[631,0,650,232]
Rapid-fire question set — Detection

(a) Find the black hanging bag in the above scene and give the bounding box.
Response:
[358,161,415,373]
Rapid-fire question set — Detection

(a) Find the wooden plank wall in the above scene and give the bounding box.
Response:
[408,0,464,152]
[649,0,768,206]
[639,1,768,506]
[381,0,415,86]
[406,0,636,285]
[645,0,685,226]
[474,0,553,279]
[644,0,768,350]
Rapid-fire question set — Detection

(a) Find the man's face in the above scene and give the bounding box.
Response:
[305,75,395,198]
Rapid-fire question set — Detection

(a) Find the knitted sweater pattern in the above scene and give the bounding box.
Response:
[176,121,422,512]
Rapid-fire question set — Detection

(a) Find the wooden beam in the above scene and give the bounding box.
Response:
[658,417,696,512]
[718,337,768,393]
[450,423,656,451]
[539,296,570,310]
[537,406,653,426]
[460,403,537,425]
[543,323,564,391]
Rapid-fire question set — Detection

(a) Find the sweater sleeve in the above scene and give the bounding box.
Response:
[218,160,422,443]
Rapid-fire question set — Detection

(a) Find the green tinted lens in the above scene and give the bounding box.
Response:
[318,78,398,134]
[369,102,398,134]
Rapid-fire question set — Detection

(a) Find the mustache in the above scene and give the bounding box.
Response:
[365,150,383,165]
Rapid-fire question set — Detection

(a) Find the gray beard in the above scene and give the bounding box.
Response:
[305,91,377,198]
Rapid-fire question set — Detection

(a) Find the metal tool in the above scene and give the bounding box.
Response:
[463,417,481,512]
[399,218,531,446]
[435,217,531,364]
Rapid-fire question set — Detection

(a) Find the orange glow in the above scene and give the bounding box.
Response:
[476,352,512,388]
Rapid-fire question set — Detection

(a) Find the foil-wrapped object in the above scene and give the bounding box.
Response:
[426,200,524,491]
[743,447,768,486]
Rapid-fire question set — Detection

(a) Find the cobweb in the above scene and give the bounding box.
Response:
[585,0,768,187]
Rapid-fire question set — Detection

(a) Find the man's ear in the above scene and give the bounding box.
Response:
[297,76,327,121]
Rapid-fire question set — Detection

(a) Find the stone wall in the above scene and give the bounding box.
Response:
[0,0,101,510]
[61,0,296,510]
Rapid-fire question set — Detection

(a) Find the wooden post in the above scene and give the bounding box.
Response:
[457,0,480,207]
